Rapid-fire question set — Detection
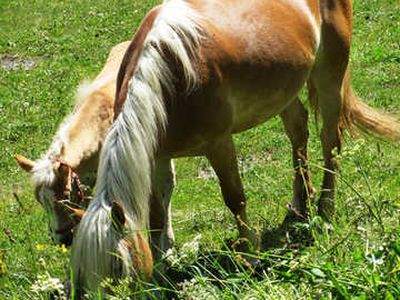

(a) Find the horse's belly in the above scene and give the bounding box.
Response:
[230,88,292,133]
[225,65,308,133]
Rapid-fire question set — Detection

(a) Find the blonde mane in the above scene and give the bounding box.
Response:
[30,75,112,188]
[72,0,203,291]
[30,39,132,188]
[30,103,85,188]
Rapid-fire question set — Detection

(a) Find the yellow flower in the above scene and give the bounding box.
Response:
[35,244,45,251]
[60,244,67,253]
[0,252,6,276]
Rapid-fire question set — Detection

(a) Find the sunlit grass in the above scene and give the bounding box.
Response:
[0,0,399,298]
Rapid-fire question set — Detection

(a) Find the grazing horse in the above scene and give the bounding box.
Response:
[71,0,400,295]
[15,41,131,245]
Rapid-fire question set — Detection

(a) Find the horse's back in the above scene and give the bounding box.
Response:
[191,0,320,66]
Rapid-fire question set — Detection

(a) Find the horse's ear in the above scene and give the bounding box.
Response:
[15,155,35,172]
[111,201,126,231]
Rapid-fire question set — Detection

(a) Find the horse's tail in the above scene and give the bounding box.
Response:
[308,68,400,141]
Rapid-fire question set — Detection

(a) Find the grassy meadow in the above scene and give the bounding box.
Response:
[0,0,399,299]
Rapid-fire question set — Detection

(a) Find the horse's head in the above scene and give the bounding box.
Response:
[15,154,87,246]
[72,201,153,296]
[108,201,153,281]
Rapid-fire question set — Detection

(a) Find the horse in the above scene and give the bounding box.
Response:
[15,41,131,246]
[71,0,400,295]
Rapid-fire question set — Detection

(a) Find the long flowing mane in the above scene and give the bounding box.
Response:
[72,0,203,290]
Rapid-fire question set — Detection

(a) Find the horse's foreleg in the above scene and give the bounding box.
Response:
[206,136,257,249]
[280,98,314,218]
[149,158,175,260]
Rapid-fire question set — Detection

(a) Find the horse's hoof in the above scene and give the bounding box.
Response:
[284,204,308,225]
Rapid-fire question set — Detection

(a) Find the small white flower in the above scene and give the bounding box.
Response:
[31,273,65,297]
[179,277,220,300]
[366,253,385,268]
[165,234,202,267]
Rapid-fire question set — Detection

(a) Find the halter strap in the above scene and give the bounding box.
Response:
[54,158,87,204]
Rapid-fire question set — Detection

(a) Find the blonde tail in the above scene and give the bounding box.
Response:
[307,68,400,141]
[340,69,400,141]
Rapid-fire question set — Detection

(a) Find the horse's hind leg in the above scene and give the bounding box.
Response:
[150,158,175,260]
[310,2,352,220]
[206,136,257,250]
[312,78,343,220]
[280,97,314,218]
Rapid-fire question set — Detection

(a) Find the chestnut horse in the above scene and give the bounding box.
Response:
[71,0,400,295]
[15,42,130,245]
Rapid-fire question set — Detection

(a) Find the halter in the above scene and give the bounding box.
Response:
[54,158,91,236]
[54,158,89,205]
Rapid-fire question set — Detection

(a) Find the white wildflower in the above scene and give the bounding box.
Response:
[179,277,220,300]
[366,253,385,269]
[165,234,202,266]
[31,273,65,298]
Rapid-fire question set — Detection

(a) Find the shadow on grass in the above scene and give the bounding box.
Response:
[154,214,315,299]
[261,213,314,250]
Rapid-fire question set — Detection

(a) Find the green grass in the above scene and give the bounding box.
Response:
[0,0,399,299]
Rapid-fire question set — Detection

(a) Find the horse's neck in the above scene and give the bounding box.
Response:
[59,81,115,171]
[59,42,130,170]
